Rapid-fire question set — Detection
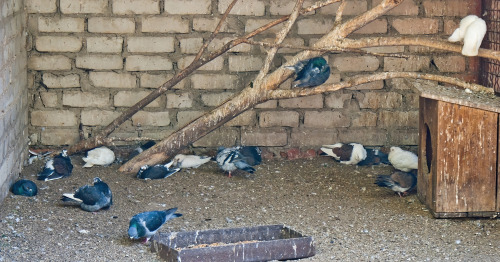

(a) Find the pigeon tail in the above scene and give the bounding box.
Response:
[234,162,256,174]
[374,175,396,188]
[61,193,83,203]
[461,18,486,56]
[82,160,94,168]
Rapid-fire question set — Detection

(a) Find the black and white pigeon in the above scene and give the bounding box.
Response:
[37,149,73,181]
[171,154,211,169]
[375,171,417,197]
[128,207,182,243]
[320,143,367,165]
[388,146,418,172]
[61,177,112,212]
[357,148,390,166]
[83,146,115,167]
[127,140,156,161]
[215,146,257,178]
[136,161,180,180]
[11,179,38,197]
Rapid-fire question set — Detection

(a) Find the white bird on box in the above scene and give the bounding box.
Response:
[448,15,487,56]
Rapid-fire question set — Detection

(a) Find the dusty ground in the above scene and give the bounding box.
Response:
[1,153,500,261]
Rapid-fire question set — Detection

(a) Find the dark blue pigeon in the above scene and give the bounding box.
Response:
[11,179,38,197]
[128,207,182,243]
[358,148,390,166]
[61,177,112,212]
[37,149,73,181]
[136,161,180,180]
[286,57,330,88]
[127,140,156,161]
[375,171,417,197]
[216,146,256,178]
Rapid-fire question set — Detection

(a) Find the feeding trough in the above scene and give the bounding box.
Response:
[151,224,315,262]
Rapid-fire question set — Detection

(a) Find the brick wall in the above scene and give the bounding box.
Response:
[0,0,28,202]
[26,0,479,152]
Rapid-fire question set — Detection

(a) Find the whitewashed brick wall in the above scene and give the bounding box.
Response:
[0,0,28,202]
[26,0,479,150]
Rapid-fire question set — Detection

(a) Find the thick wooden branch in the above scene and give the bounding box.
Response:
[266,72,493,100]
[119,0,404,173]
[67,0,336,155]
[336,36,500,60]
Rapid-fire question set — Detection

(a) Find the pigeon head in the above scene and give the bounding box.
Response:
[128,221,146,239]
[311,57,327,67]
[140,165,149,170]
[23,183,37,195]
[390,146,402,154]
[61,149,68,157]
[171,154,185,167]
[128,223,139,239]
[93,177,102,183]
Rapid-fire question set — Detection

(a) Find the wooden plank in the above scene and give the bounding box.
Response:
[418,97,438,210]
[434,101,498,213]
[414,82,500,113]
[498,114,500,213]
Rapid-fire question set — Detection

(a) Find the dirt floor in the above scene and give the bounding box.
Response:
[1,152,500,261]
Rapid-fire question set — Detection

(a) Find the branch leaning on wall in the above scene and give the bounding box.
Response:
[66,0,338,155]
[65,0,498,173]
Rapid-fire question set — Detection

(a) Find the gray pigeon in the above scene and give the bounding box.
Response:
[375,171,417,197]
[136,161,180,180]
[127,140,156,161]
[11,179,38,197]
[215,146,257,177]
[37,149,73,181]
[61,177,112,212]
[128,207,182,243]
[171,154,211,169]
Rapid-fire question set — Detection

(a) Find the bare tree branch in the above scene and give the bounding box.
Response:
[118,0,405,173]
[241,39,410,58]
[193,0,238,61]
[267,72,493,100]
[254,0,305,85]
[66,0,337,155]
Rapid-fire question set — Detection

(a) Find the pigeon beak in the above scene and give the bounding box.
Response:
[165,161,174,169]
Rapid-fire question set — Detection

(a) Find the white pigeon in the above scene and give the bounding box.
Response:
[448,15,487,56]
[83,146,115,167]
[171,154,211,169]
[320,142,367,165]
[388,146,418,172]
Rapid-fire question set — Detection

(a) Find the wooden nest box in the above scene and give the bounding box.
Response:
[416,82,500,218]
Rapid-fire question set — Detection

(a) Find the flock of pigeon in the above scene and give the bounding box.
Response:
[11,55,420,243]
[320,143,419,197]
[12,143,263,243]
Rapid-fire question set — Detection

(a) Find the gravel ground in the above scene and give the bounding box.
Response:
[1,153,500,261]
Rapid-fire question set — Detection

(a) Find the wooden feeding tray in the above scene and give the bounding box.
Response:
[150,224,315,262]
[415,81,500,218]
